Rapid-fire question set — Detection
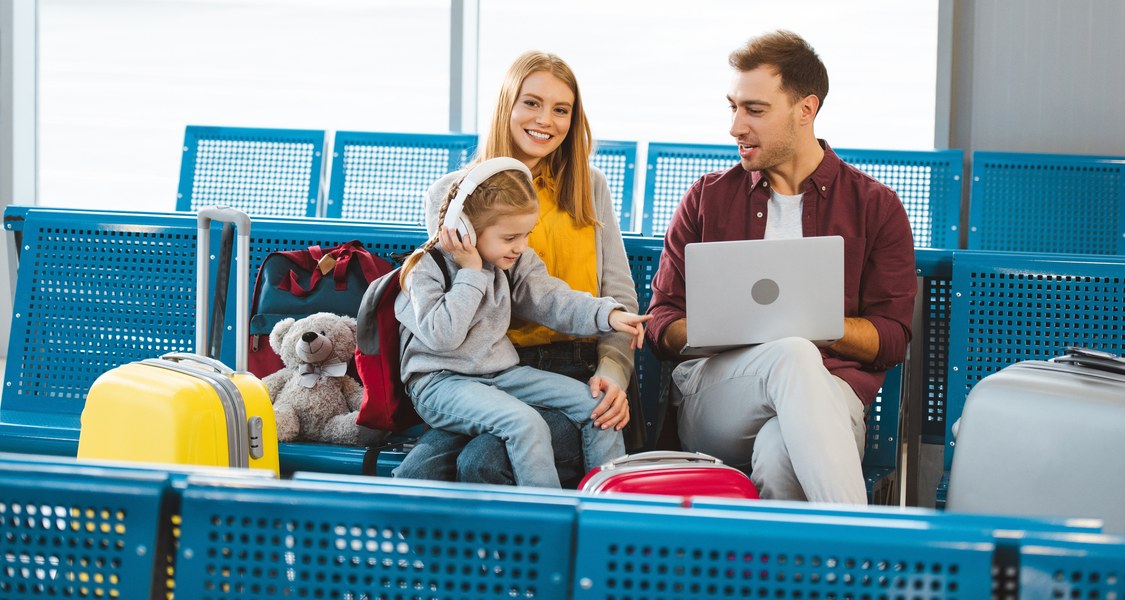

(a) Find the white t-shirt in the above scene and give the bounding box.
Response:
[765,189,804,239]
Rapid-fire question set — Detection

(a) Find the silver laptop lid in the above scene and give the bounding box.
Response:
[684,236,844,354]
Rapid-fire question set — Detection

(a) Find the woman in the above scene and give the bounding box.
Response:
[393,50,640,486]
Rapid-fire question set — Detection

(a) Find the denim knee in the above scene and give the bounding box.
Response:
[456,433,514,485]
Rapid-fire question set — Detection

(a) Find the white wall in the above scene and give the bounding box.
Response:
[949,0,1125,155]
[1,0,37,361]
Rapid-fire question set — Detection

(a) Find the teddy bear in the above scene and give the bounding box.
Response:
[262,312,387,447]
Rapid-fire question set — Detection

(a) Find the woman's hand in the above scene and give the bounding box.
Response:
[608,310,653,349]
[439,226,482,271]
[588,375,630,430]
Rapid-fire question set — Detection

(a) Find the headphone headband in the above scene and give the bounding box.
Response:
[443,157,534,243]
[457,157,533,197]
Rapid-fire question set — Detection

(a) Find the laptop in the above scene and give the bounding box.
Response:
[682,236,845,355]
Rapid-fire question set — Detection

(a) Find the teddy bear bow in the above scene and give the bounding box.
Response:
[297,359,348,388]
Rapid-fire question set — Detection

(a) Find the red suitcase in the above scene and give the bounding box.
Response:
[579,451,760,501]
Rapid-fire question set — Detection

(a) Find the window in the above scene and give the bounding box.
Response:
[38,0,938,211]
[39,0,450,210]
[477,0,938,148]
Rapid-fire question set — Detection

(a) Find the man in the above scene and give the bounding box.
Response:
[645,30,916,504]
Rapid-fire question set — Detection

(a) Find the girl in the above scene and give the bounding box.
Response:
[395,158,650,488]
[396,51,639,486]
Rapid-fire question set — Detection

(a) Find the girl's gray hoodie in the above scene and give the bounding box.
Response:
[395,249,624,387]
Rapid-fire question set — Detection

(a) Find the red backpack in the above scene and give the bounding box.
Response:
[354,248,450,433]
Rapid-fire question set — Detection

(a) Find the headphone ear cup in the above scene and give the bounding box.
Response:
[455,216,476,246]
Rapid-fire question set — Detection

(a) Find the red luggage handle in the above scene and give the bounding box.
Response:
[198,206,252,372]
[597,450,724,470]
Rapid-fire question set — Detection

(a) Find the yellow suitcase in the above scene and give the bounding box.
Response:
[78,207,280,475]
[78,354,279,473]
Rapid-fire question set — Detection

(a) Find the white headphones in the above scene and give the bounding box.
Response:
[442,157,534,246]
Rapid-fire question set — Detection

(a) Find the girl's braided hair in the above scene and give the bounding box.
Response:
[400,169,538,288]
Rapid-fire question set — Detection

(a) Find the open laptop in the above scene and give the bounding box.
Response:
[682,236,844,355]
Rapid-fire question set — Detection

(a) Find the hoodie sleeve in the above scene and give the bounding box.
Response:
[395,252,490,352]
[508,251,624,338]
[590,166,638,389]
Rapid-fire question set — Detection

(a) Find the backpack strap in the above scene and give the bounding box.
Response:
[427,247,453,292]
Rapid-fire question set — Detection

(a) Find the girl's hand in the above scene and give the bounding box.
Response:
[588,375,630,430]
[439,226,482,271]
[608,310,653,350]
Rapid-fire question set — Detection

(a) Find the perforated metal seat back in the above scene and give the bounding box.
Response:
[835,148,964,249]
[5,211,201,419]
[968,151,1125,254]
[178,125,326,217]
[572,504,996,599]
[0,463,169,599]
[642,142,739,237]
[591,140,638,231]
[174,478,576,599]
[326,131,477,224]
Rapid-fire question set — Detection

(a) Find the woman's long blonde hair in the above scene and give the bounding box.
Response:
[478,50,599,228]
[400,170,538,287]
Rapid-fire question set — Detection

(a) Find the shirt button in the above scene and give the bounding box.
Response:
[756,212,764,218]
[821,185,827,192]
[762,181,769,187]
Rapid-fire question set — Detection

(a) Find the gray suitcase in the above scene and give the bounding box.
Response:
[947,347,1125,533]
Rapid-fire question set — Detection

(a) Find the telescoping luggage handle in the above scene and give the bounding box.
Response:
[197,206,252,372]
[160,352,234,376]
[598,450,725,471]
[1053,346,1125,376]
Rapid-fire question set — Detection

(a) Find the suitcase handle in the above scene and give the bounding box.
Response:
[197,206,252,371]
[1054,346,1125,376]
[600,450,724,470]
[160,352,235,376]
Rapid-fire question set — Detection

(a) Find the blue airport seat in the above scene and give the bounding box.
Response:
[1018,532,1125,598]
[325,131,477,224]
[641,143,965,248]
[937,249,1125,505]
[0,206,431,474]
[591,140,638,232]
[2,209,201,434]
[641,142,739,237]
[176,125,326,217]
[968,151,1125,254]
[835,148,964,249]
[173,475,577,599]
[864,364,902,504]
[914,249,955,446]
[0,457,171,599]
[622,235,666,448]
[571,503,996,599]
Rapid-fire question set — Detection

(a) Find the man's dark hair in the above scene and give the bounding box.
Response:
[729,30,829,114]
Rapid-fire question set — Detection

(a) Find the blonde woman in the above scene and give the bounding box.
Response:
[395,51,639,486]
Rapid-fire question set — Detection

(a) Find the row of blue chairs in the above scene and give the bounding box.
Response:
[178,125,630,225]
[6,205,1125,507]
[177,125,1125,253]
[2,207,899,503]
[2,451,1123,599]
